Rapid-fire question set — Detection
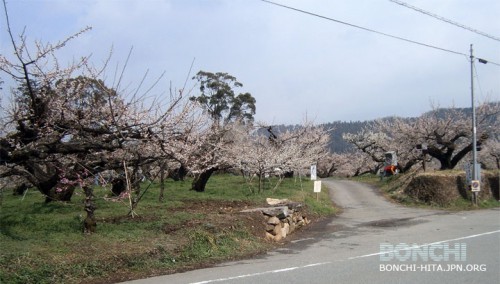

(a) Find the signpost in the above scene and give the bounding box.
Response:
[465,164,481,205]
[314,181,321,200]
[310,164,317,181]
[471,180,481,192]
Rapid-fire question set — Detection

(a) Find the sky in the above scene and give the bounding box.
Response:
[1,0,499,125]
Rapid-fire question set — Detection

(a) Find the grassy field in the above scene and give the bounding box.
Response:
[0,174,336,284]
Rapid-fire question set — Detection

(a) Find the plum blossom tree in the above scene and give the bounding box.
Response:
[480,135,500,169]
[153,100,221,181]
[229,121,331,192]
[0,2,195,232]
[386,104,498,170]
[347,151,380,177]
[276,123,331,175]
[342,128,391,173]
[343,103,500,172]
[317,152,352,178]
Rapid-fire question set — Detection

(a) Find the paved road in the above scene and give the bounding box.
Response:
[123,179,500,284]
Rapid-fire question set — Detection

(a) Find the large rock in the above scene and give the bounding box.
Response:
[282,223,290,238]
[241,206,290,218]
[262,206,289,218]
[273,224,283,241]
[266,198,290,206]
[267,216,281,225]
[265,232,275,241]
[273,223,282,236]
[265,224,275,232]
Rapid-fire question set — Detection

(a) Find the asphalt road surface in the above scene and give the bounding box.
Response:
[122,179,500,284]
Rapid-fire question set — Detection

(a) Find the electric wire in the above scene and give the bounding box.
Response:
[261,0,466,57]
[388,0,500,42]
[260,0,500,66]
[472,62,485,101]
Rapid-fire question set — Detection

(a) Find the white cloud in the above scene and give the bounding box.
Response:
[1,0,499,124]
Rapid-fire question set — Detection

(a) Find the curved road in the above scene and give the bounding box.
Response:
[124,179,500,284]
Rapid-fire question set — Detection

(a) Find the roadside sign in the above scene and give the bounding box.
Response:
[471,180,481,192]
[310,165,317,181]
[314,180,321,201]
[314,181,321,193]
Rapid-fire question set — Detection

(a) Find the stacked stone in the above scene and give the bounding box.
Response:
[241,199,310,242]
[262,205,310,242]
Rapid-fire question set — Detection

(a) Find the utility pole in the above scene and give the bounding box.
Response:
[470,44,479,206]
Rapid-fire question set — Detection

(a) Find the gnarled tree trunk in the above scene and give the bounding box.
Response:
[191,168,217,192]
[83,185,96,234]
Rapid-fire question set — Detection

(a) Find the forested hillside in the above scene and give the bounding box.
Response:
[270,104,498,154]
[321,120,370,153]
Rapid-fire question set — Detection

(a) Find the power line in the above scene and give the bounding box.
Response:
[260,0,467,57]
[472,62,484,100]
[259,0,500,66]
[388,0,500,42]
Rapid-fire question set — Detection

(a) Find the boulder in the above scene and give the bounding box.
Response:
[262,206,289,218]
[282,223,290,238]
[267,216,281,225]
[273,224,282,236]
[266,198,290,205]
[265,232,275,241]
[274,229,283,241]
[265,224,275,232]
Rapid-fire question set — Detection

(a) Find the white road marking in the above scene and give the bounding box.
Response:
[190,262,331,284]
[348,230,500,260]
[190,230,500,283]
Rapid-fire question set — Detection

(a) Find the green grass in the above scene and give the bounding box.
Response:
[0,174,336,283]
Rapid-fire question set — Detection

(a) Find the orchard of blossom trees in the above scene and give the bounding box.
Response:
[317,103,500,178]
[0,5,330,233]
[1,2,498,234]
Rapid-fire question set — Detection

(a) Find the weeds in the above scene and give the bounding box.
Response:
[0,174,335,283]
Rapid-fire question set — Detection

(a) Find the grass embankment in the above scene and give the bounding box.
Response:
[352,171,500,210]
[0,174,336,284]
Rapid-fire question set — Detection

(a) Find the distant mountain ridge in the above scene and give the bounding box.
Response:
[268,103,499,154]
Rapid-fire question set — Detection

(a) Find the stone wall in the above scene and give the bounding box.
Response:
[264,209,310,242]
[241,199,310,242]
